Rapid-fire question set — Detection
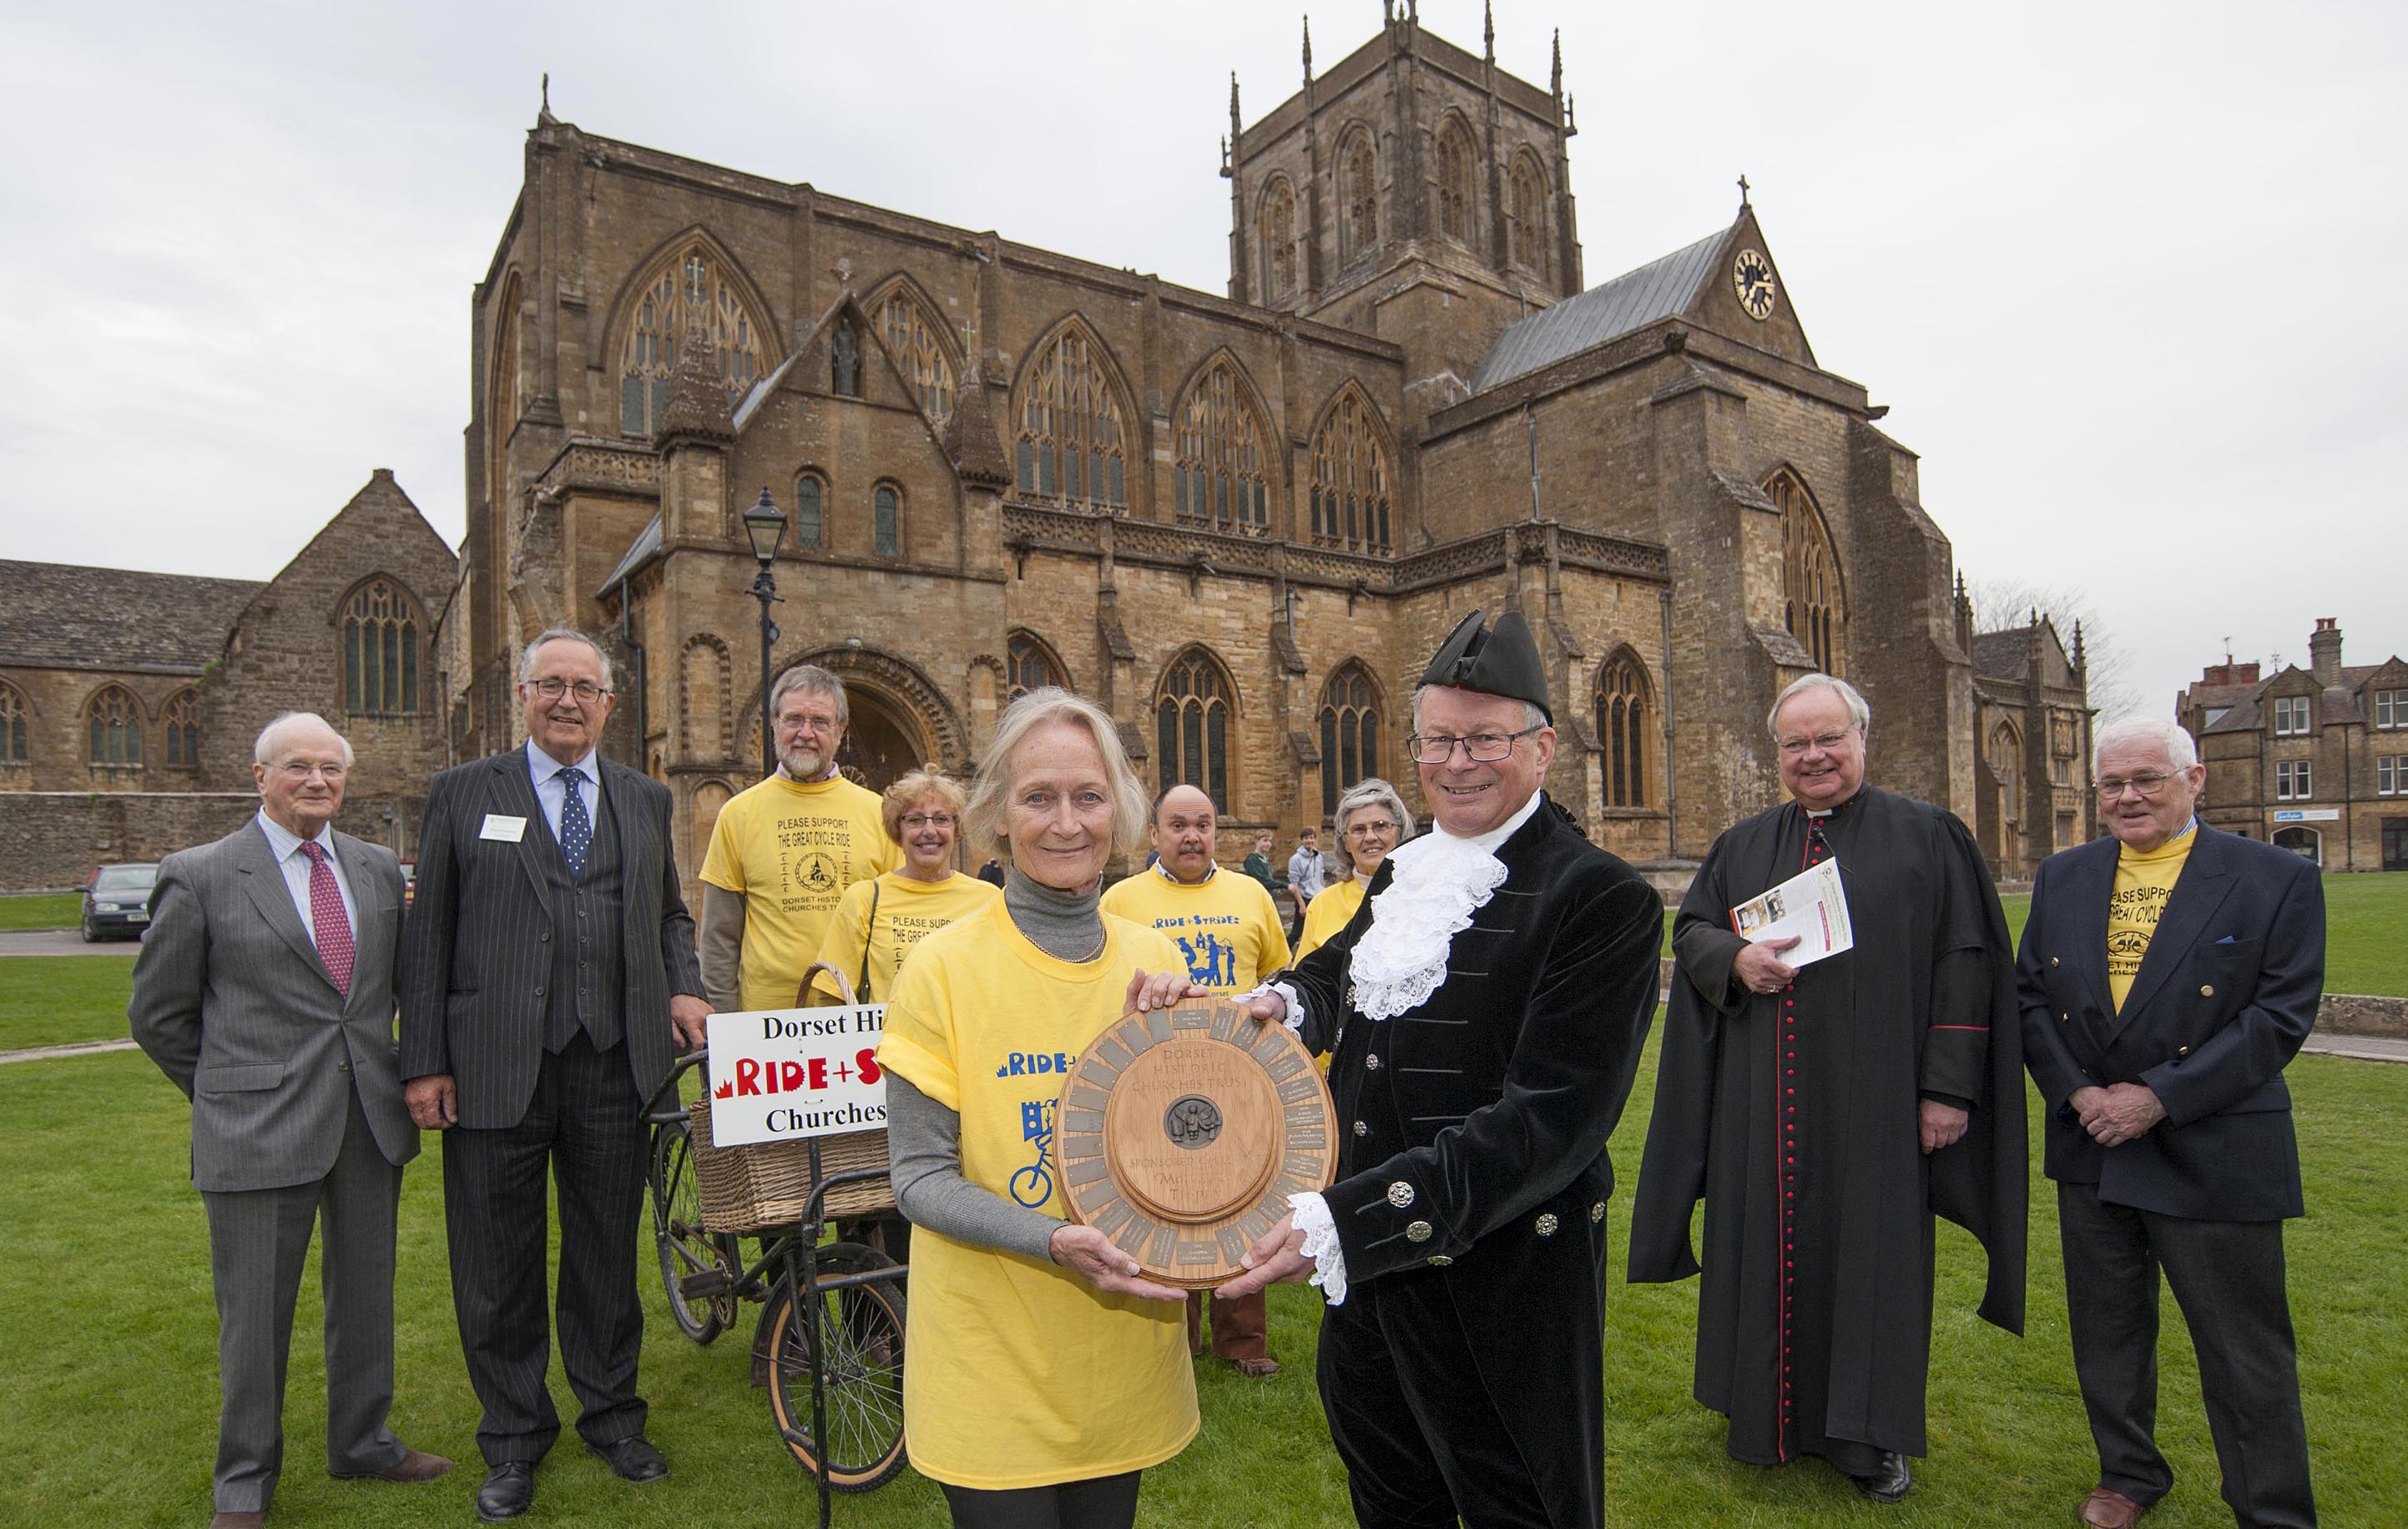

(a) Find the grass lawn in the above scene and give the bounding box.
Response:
[3,1015,2402,1526]
[0,893,82,931]
[0,955,135,1051]
[2320,871,2408,997]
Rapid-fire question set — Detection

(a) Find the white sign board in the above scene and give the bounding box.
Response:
[2272,808,2340,823]
[705,1005,889,1147]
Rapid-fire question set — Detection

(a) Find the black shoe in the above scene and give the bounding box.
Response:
[585,1434,670,1484]
[476,1461,536,1522]
[1851,1451,1912,1503]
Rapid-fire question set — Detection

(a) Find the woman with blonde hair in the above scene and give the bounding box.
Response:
[1295,776,1416,960]
[809,764,997,1002]
[875,688,1204,1528]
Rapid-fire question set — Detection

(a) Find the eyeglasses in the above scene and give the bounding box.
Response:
[1344,820,1398,838]
[2096,772,2176,800]
[900,813,956,830]
[274,762,347,781]
[1405,726,1544,765]
[1775,730,1857,757]
[776,714,841,734]
[528,679,610,703]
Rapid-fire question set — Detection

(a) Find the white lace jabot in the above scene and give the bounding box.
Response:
[1345,791,1541,1022]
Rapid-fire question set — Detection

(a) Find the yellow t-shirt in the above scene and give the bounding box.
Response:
[875,900,1198,1490]
[699,774,901,1012]
[807,870,999,1003]
[1296,875,1371,961]
[2108,825,2196,1011]
[1098,864,1292,994]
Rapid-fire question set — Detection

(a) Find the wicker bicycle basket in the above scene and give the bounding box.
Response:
[687,961,896,1235]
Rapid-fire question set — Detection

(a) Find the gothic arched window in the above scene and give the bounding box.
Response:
[1509,153,1548,275]
[1594,654,1651,809]
[1338,129,1379,265]
[0,681,28,764]
[1174,359,1271,535]
[875,282,957,426]
[873,483,901,558]
[1436,119,1476,245]
[794,472,825,549]
[1318,662,1382,818]
[618,245,771,437]
[1259,178,1298,301]
[1310,387,1394,552]
[343,577,423,715]
[1156,649,1233,812]
[1015,325,1128,509]
[163,689,200,769]
[1007,631,1068,700]
[87,685,141,767]
[1989,721,2022,820]
[1768,472,1845,674]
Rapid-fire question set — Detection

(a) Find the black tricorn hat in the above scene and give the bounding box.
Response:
[1419,609,1551,721]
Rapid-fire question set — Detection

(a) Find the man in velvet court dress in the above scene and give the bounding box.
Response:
[400,628,710,1522]
[1629,674,2027,1503]
[1219,610,1664,1529]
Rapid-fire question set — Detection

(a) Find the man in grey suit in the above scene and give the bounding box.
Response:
[400,628,709,1523]
[130,712,452,1529]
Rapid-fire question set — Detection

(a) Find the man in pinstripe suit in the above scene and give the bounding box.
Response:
[131,712,452,1529]
[400,628,709,1522]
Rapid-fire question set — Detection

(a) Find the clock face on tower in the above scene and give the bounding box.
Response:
[1732,249,1777,320]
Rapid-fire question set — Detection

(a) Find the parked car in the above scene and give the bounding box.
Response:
[81,862,159,942]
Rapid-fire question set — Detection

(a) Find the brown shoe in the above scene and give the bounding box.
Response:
[209,1515,265,1528]
[333,1446,455,1484]
[1230,1355,1282,1377]
[2077,1486,2148,1527]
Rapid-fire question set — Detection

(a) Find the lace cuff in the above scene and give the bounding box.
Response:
[1289,1191,1347,1306]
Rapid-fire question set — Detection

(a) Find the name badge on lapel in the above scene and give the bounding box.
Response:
[480,814,528,843]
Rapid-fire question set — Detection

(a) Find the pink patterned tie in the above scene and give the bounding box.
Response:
[299,840,355,997]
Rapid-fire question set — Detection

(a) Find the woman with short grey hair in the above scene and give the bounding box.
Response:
[1297,777,1416,960]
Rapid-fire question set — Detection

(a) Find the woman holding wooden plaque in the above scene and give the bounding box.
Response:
[1295,777,1415,961]
[875,689,1201,1529]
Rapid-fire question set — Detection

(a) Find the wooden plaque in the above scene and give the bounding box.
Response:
[1054,998,1339,1289]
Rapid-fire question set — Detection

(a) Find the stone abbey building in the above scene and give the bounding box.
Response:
[0,6,2088,891]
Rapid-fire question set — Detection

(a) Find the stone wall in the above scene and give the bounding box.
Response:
[0,790,432,891]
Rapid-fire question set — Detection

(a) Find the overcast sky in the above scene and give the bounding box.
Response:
[5,0,2400,720]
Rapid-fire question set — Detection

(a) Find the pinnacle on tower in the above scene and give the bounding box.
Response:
[1551,28,1562,98]
[1483,0,1495,60]
[1302,14,1313,78]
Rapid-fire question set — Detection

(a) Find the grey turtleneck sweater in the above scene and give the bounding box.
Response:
[883,866,1109,1263]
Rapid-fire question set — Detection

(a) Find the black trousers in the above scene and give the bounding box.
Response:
[938,1471,1142,1529]
[2057,1181,2315,1527]
[443,1032,650,1465]
[1317,1277,1557,1529]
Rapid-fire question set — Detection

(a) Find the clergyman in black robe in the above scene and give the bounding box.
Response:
[1628,674,2025,1503]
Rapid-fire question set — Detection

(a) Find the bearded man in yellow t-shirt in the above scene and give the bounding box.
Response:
[699,665,901,1014]
[1099,783,1291,1376]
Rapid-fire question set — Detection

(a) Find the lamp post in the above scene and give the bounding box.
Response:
[742,486,788,779]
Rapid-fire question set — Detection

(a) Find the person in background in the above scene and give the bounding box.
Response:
[131,712,449,1529]
[1295,778,1413,961]
[1285,825,1325,944]
[975,855,1006,888]
[876,688,1200,1528]
[810,766,999,1004]
[1242,828,1278,897]
[2018,717,2321,1529]
[1102,784,1294,1376]
[698,664,900,1013]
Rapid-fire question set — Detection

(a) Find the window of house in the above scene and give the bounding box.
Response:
[1318,663,1381,818]
[1007,632,1063,701]
[2275,759,2314,800]
[86,686,141,766]
[1014,327,1127,509]
[2057,812,2077,847]
[1596,655,1650,809]
[2273,695,2310,734]
[873,485,901,558]
[343,578,422,715]
[1174,360,1270,535]
[2379,755,2401,796]
[794,473,825,549]
[2376,689,2404,729]
[163,689,199,768]
[1310,390,1393,553]
[0,681,26,765]
[1767,472,1843,674]
[1156,650,1231,812]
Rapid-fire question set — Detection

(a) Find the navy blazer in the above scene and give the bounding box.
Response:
[2017,824,2324,1222]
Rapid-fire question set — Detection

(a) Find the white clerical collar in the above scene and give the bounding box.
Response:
[1435,789,1544,855]
[1150,860,1217,886]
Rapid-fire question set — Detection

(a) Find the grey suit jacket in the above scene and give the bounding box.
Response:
[129,820,419,1193]
[397,749,704,1130]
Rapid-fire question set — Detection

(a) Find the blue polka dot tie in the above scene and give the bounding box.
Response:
[559,766,592,878]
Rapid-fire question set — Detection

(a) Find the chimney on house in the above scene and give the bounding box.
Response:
[2309,618,2343,687]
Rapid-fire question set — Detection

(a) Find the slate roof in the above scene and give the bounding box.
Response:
[0,559,263,673]
[1470,228,1726,394]
[2196,664,2386,733]
[597,515,664,598]
[1971,628,2031,682]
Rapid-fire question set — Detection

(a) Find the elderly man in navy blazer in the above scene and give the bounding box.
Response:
[131,712,451,1529]
[2018,715,2322,1529]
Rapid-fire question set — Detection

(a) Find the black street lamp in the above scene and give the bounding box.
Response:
[743,486,788,778]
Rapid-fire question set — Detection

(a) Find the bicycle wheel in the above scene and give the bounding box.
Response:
[649,1120,740,1345]
[760,1248,909,1492]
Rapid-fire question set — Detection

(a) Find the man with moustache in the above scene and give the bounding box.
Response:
[1214,610,1663,1529]
[132,712,449,1529]
[1629,673,2027,1504]
[400,628,709,1522]
[699,664,901,1013]
[2019,717,2320,1528]
[1102,784,1292,1375]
